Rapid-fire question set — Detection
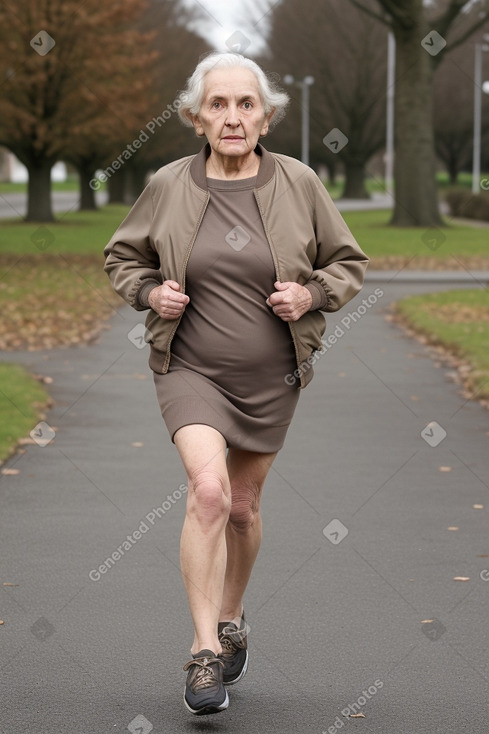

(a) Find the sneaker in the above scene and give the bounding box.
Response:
[183,649,229,716]
[218,611,249,686]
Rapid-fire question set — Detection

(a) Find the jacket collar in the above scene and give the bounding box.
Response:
[189,142,275,191]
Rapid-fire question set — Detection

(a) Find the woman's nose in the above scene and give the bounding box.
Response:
[225,106,240,127]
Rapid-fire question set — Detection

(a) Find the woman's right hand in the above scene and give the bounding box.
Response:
[148,280,190,320]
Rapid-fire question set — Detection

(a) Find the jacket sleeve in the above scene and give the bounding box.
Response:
[305,173,369,312]
[103,182,162,311]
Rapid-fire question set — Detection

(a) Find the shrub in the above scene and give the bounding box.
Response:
[445,187,489,221]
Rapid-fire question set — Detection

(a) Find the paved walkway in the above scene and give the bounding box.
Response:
[0,191,390,220]
[1,278,488,733]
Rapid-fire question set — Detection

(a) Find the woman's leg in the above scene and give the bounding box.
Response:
[175,424,231,656]
[219,448,277,623]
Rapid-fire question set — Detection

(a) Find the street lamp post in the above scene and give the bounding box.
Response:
[385,32,396,199]
[283,75,315,166]
[472,34,489,194]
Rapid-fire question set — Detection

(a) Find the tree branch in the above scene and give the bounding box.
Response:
[346,0,391,27]
[435,0,475,39]
[445,15,489,55]
[373,0,416,28]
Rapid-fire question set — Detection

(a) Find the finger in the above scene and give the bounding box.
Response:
[166,293,188,304]
[164,280,181,291]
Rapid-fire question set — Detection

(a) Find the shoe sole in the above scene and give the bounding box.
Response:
[183,689,229,716]
[223,650,248,686]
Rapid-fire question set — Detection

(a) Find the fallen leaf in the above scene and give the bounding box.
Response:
[410,395,420,401]
[447,526,459,531]
[131,442,144,448]
[477,554,489,558]
[473,504,484,509]
[421,619,434,624]
[2,582,18,587]
[439,466,452,472]
[453,576,470,581]
[0,620,4,625]
[349,713,366,719]
[1,468,19,475]
[17,437,36,445]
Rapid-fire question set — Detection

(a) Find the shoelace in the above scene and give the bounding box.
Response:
[183,656,223,690]
[219,624,247,655]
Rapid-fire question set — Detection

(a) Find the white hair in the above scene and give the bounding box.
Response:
[178,52,290,130]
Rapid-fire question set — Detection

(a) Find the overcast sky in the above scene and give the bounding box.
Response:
[184,0,272,54]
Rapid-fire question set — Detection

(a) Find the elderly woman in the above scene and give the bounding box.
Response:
[104,52,368,716]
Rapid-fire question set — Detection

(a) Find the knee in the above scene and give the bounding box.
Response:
[187,470,230,525]
[228,483,260,533]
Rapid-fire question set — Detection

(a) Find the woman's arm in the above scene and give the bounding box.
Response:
[306,175,369,312]
[104,184,162,311]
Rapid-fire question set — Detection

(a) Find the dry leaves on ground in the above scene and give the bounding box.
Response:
[370,255,489,271]
[0,254,122,351]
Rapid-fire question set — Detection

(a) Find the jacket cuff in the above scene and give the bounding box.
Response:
[136,279,161,309]
[304,280,328,311]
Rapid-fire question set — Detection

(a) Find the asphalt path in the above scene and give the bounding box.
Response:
[0,191,108,220]
[0,191,391,220]
[1,274,488,734]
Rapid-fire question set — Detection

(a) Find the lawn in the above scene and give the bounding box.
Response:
[394,289,489,402]
[0,204,128,256]
[342,209,489,269]
[0,364,50,462]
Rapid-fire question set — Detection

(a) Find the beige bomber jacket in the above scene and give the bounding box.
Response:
[104,143,369,388]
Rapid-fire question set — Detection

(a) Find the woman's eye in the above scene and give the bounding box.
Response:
[243,101,252,110]
[212,102,221,109]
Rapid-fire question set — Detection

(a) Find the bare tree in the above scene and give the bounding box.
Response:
[262,0,388,199]
[434,30,489,183]
[348,0,489,225]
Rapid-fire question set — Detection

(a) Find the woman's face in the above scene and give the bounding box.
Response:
[190,67,274,160]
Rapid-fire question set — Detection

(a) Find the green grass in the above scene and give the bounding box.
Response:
[0,364,50,461]
[324,171,484,199]
[0,205,128,256]
[342,209,489,264]
[1,205,488,265]
[395,289,489,400]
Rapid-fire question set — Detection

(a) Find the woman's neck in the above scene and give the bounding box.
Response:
[206,150,260,180]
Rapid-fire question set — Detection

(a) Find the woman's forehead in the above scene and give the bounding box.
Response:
[203,68,260,98]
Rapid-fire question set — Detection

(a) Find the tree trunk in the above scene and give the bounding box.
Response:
[341,161,370,199]
[129,165,149,200]
[25,160,54,222]
[78,165,98,211]
[108,168,126,203]
[327,160,337,187]
[448,159,458,186]
[392,25,442,226]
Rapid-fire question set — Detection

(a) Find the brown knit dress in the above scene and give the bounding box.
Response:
[153,175,300,453]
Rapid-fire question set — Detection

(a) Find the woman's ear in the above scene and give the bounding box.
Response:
[260,108,275,137]
[187,112,205,137]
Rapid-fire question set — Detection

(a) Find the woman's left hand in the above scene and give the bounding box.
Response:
[266,281,313,322]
